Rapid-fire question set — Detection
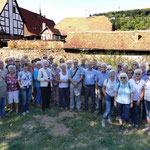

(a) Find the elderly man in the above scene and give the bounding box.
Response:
[15,58,22,76]
[48,56,54,69]
[0,60,8,78]
[97,63,109,115]
[66,60,72,72]
[69,59,83,111]
[79,58,87,70]
[83,61,97,113]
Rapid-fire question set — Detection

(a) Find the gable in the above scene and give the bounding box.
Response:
[0,0,7,15]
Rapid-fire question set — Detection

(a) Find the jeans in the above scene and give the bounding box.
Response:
[103,95,114,120]
[36,87,42,105]
[59,88,69,108]
[70,83,82,109]
[140,99,146,120]
[145,100,150,119]
[20,87,32,113]
[0,97,6,118]
[117,102,130,124]
[131,101,140,126]
[84,85,95,111]
[41,85,51,111]
[98,87,104,113]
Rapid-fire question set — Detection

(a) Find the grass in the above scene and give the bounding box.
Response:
[0,105,150,150]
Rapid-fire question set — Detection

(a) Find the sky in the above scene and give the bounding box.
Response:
[17,0,150,23]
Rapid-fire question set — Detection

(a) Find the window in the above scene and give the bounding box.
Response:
[13,7,16,13]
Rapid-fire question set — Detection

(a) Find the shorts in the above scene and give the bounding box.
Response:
[7,91,19,104]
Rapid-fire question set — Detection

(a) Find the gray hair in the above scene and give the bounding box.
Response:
[8,65,15,71]
[97,62,102,67]
[134,69,142,74]
[101,63,107,68]
[60,63,67,68]
[109,69,116,74]
[0,60,4,64]
[66,60,72,64]
[36,61,42,65]
[73,59,78,63]
[43,60,49,66]
[107,65,112,69]
[119,72,128,81]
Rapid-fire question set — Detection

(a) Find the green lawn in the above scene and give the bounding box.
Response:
[0,105,150,150]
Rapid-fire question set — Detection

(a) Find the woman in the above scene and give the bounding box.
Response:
[5,65,19,115]
[51,62,60,105]
[57,63,69,109]
[143,70,150,135]
[18,63,32,116]
[101,70,117,127]
[114,73,134,132]
[0,70,7,120]
[38,60,52,112]
[129,69,145,130]
[34,61,42,107]
[131,61,139,71]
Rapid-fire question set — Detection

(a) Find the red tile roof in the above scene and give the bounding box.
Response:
[40,26,61,35]
[19,7,56,37]
[55,16,112,36]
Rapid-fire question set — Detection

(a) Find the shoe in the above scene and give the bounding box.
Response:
[107,119,113,124]
[102,120,106,128]
[8,110,13,114]
[22,112,26,116]
[118,125,123,131]
[134,125,139,130]
[26,110,29,113]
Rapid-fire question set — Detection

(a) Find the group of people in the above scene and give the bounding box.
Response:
[0,54,150,134]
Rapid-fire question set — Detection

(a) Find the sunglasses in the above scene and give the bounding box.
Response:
[120,77,126,79]
[135,73,140,76]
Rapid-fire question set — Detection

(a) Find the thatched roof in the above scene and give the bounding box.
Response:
[64,30,150,51]
[55,16,112,36]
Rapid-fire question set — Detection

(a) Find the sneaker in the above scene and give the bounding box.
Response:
[22,112,26,116]
[101,120,106,128]
[118,125,123,131]
[26,110,29,113]
[8,110,13,114]
[107,119,113,124]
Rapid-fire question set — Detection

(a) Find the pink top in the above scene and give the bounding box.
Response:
[5,75,19,92]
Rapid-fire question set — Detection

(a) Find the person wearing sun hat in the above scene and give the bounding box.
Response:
[114,72,134,132]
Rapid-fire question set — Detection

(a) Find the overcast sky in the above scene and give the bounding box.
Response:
[17,0,150,23]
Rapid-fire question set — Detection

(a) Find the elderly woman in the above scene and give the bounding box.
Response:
[102,70,117,127]
[129,69,145,130]
[114,73,134,132]
[18,63,33,116]
[38,60,52,112]
[142,70,150,135]
[5,65,19,115]
[57,63,69,109]
[97,63,109,115]
[122,63,128,73]
[131,61,139,71]
[107,65,112,72]
[127,69,134,80]
[34,61,42,107]
[0,70,7,120]
[51,62,60,105]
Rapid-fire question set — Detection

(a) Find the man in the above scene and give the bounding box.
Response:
[97,63,109,115]
[69,59,83,111]
[92,59,98,70]
[116,62,123,80]
[0,60,8,78]
[83,61,97,113]
[66,60,72,72]
[15,58,22,76]
[122,63,128,73]
[48,56,54,69]
[79,58,87,70]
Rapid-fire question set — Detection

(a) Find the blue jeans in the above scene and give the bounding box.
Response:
[145,100,150,119]
[103,95,114,120]
[131,101,140,126]
[84,85,95,111]
[117,102,130,124]
[0,97,6,118]
[36,87,42,105]
[59,88,69,108]
[70,83,82,109]
[20,87,32,113]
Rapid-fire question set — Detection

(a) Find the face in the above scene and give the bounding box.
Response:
[81,59,86,64]
[132,64,138,70]
[127,71,133,79]
[44,63,49,69]
[61,66,66,71]
[120,76,127,83]
[9,67,15,74]
[74,61,78,67]
[110,72,115,80]
[60,59,65,64]
[67,62,72,68]
[123,65,128,72]
[135,72,141,80]
[15,60,20,66]
[36,64,41,69]
[140,65,146,72]
[52,64,57,70]
[87,62,92,69]
[23,65,29,72]
[49,58,53,64]
[98,66,101,71]
[43,55,48,60]
[101,66,106,72]
[117,65,122,71]
[92,61,97,67]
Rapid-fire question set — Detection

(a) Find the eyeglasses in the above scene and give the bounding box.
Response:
[135,73,141,76]
[120,77,126,79]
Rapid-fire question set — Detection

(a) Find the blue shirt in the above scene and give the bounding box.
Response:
[79,64,88,69]
[97,70,109,87]
[34,68,40,87]
[69,66,83,82]
[114,82,134,104]
[141,72,148,81]
[83,68,97,85]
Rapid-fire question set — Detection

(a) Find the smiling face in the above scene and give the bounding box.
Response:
[135,72,141,80]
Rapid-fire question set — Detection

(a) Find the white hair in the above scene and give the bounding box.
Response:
[109,69,116,74]
[119,72,128,81]
[36,61,42,65]
[43,60,49,66]
[134,69,142,74]
[66,60,72,64]
[60,63,67,68]
[123,63,128,67]
[107,65,112,69]
[73,59,78,63]
[101,63,107,68]
[8,65,15,71]
[0,60,4,64]
[97,62,102,67]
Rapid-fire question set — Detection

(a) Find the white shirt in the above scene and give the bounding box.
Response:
[103,78,117,97]
[129,78,145,101]
[59,72,69,88]
[144,79,150,101]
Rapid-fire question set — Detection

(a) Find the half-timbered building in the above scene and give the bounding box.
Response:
[0,0,24,40]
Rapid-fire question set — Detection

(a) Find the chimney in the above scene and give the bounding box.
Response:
[42,22,46,30]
